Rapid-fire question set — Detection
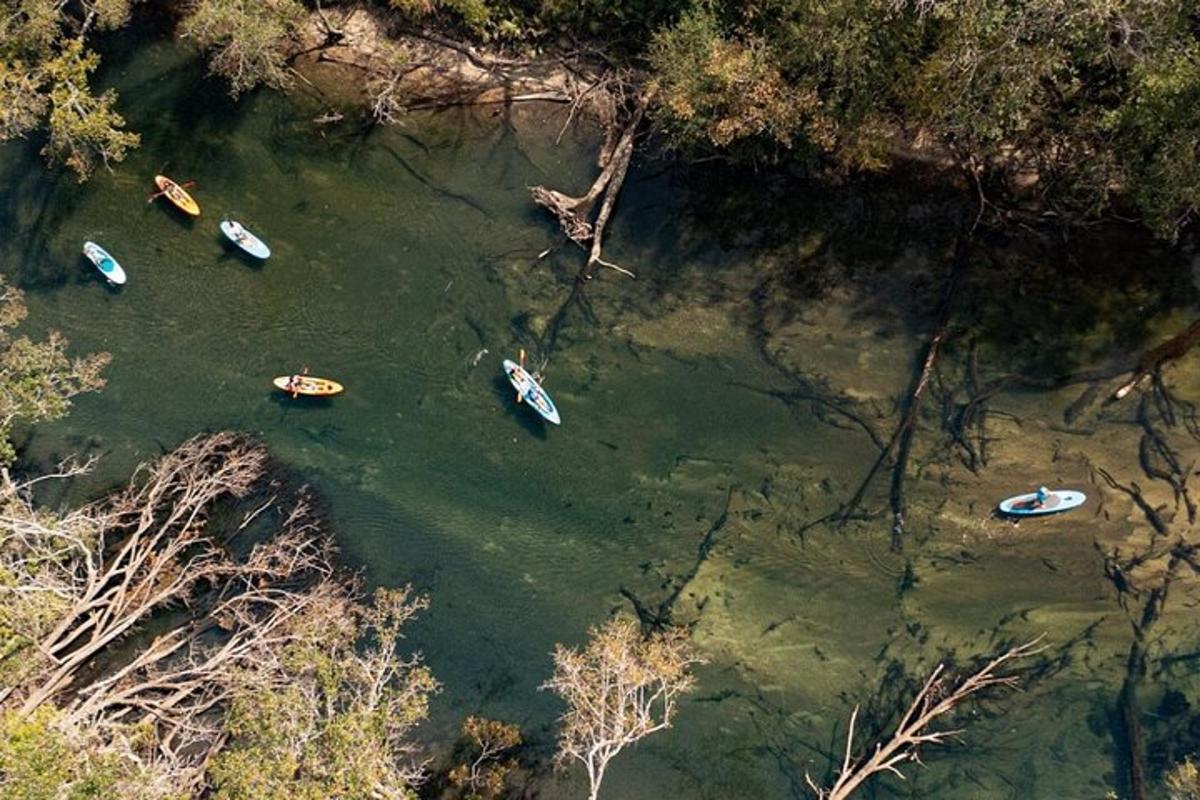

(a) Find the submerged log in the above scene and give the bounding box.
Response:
[1111,319,1200,402]
[840,228,972,549]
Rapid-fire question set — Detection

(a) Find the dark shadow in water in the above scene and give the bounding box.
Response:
[0,143,93,291]
[215,237,266,269]
[266,391,337,412]
[79,258,125,295]
[607,150,1197,382]
[491,373,548,440]
[147,202,198,230]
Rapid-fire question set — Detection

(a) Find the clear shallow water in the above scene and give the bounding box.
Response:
[3,31,1200,800]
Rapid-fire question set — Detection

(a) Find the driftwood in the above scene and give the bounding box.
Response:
[807,638,1044,800]
[531,88,651,279]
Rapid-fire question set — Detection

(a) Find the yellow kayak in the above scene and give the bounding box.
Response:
[273,375,344,397]
[154,175,200,216]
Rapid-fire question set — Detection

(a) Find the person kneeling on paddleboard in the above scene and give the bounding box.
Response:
[1033,486,1049,508]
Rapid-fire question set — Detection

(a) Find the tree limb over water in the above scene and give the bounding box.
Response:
[808,638,1044,800]
[531,84,650,280]
[0,433,436,795]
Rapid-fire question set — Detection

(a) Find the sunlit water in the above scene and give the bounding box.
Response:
[3,28,1200,800]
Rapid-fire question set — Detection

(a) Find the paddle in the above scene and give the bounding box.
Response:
[516,349,525,403]
[290,365,310,399]
[146,179,196,203]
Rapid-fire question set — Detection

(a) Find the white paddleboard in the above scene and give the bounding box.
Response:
[998,489,1086,516]
[82,241,126,285]
[220,220,270,259]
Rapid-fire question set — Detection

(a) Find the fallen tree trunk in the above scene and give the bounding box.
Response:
[531,89,651,279]
[1111,319,1200,402]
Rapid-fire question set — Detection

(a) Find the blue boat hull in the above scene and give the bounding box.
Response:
[503,359,561,425]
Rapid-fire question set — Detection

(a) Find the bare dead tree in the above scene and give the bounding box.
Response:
[0,434,349,783]
[541,617,702,800]
[531,85,651,280]
[1,433,275,714]
[807,638,1044,800]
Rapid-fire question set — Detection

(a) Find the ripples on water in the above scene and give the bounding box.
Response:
[3,32,1200,800]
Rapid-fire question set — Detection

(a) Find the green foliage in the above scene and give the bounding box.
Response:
[389,0,493,32]
[649,9,829,159]
[0,280,109,463]
[644,0,1200,234]
[209,587,438,800]
[41,39,140,180]
[0,706,181,800]
[0,277,109,465]
[0,1,140,179]
[446,716,522,799]
[1107,41,1200,239]
[538,0,682,44]
[182,0,306,98]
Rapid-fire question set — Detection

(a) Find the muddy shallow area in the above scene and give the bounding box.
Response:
[3,27,1200,800]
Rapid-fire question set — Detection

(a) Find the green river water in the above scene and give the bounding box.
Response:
[4,29,1200,800]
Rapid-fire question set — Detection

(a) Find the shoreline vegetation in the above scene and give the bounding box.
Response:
[4,2,1200,800]
[10,1,1200,244]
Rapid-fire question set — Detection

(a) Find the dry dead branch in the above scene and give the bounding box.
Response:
[542,618,702,800]
[531,88,651,279]
[0,432,353,784]
[807,638,1044,800]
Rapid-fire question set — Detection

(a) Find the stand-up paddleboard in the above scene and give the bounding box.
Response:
[503,358,561,425]
[154,175,200,216]
[272,375,343,397]
[998,489,1086,516]
[82,241,126,285]
[220,220,270,259]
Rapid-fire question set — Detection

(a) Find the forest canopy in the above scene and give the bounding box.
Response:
[4,0,1200,237]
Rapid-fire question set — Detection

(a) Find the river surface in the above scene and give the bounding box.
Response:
[3,30,1200,800]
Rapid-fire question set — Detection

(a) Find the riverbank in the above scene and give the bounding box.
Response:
[6,20,1200,799]
[289,5,609,116]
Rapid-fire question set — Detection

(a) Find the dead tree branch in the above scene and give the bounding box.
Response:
[531,87,651,279]
[808,638,1044,800]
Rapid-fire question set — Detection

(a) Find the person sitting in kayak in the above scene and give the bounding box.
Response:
[284,366,310,396]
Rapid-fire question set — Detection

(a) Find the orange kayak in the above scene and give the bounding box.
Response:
[273,375,344,397]
[154,175,200,216]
